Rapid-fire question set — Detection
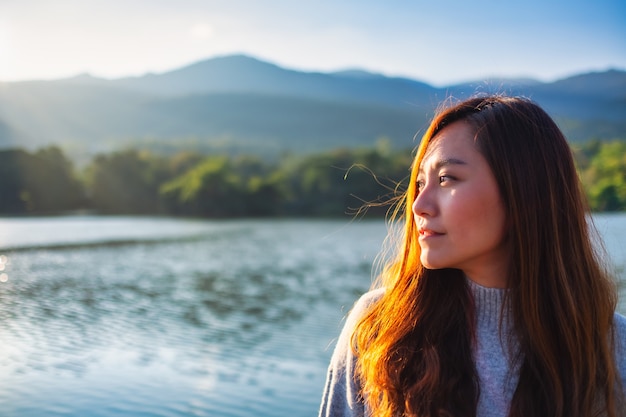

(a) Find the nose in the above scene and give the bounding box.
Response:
[412,184,436,218]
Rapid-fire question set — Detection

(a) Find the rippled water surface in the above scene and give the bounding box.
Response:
[0,214,624,417]
[0,217,388,417]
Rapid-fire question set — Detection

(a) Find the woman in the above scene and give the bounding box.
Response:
[319,96,626,417]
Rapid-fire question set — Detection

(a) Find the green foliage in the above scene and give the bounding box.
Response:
[0,146,84,214]
[575,140,626,211]
[0,139,623,217]
[86,149,172,214]
[159,155,284,217]
[161,156,244,217]
[274,147,411,216]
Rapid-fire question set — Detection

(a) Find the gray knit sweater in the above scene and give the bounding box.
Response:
[318,281,626,417]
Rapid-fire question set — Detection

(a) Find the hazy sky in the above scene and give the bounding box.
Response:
[1,0,624,85]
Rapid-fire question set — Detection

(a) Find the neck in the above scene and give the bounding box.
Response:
[466,278,508,327]
[464,266,508,288]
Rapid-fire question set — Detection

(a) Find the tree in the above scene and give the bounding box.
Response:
[160,156,247,217]
[0,147,85,214]
[86,150,169,214]
[580,140,626,211]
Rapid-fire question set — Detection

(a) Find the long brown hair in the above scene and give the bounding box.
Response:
[354,96,622,417]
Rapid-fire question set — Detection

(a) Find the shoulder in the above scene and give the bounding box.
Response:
[328,288,386,366]
[350,288,385,320]
[614,311,626,329]
[318,289,385,417]
[335,288,385,349]
[613,312,626,344]
[613,312,626,382]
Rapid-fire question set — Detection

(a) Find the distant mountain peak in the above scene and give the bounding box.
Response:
[168,53,284,74]
[449,77,543,89]
[69,72,97,80]
[0,54,622,155]
[330,69,386,79]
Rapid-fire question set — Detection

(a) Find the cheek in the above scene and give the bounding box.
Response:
[477,202,507,245]
[446,189,507,240]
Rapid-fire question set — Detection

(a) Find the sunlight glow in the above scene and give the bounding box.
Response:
[189,23,214,40]
[0,21,15,80]
[0,0,623,84]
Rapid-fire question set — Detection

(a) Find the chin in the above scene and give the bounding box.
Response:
[420,255,451,270]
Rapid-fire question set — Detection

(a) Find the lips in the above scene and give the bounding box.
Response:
[418,227,444,238]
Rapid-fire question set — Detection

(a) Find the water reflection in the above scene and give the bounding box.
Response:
[0,218,385,416]
[0,254,9,283]
[0,216,623,417]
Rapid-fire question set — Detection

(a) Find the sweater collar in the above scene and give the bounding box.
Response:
[466,278,508,328]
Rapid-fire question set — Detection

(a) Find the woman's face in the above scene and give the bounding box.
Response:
[412,121,510,288]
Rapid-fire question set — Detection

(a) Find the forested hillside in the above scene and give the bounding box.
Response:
[0,140,623,216]
[0,55,622,216]
[0,55,623,160]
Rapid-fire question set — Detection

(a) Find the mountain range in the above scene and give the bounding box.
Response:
[0,54,624,159]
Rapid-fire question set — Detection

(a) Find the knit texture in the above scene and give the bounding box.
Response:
[467,279,517,416]
[319,281,626,417]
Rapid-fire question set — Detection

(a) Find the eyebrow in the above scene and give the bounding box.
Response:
[419,158,467,173]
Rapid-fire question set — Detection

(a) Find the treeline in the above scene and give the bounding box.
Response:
[0,139,624,216]
[0,142,412,217]
[572,140,626,211]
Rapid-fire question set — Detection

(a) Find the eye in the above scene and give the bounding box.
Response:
[416,179,425,191]
[439,175,455,185]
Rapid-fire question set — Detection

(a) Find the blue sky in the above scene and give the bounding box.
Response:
[0,0,624,85]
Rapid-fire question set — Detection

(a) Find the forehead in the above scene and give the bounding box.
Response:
[421,121,479,165]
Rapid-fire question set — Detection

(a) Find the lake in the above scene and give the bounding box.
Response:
[0,214,624,417]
